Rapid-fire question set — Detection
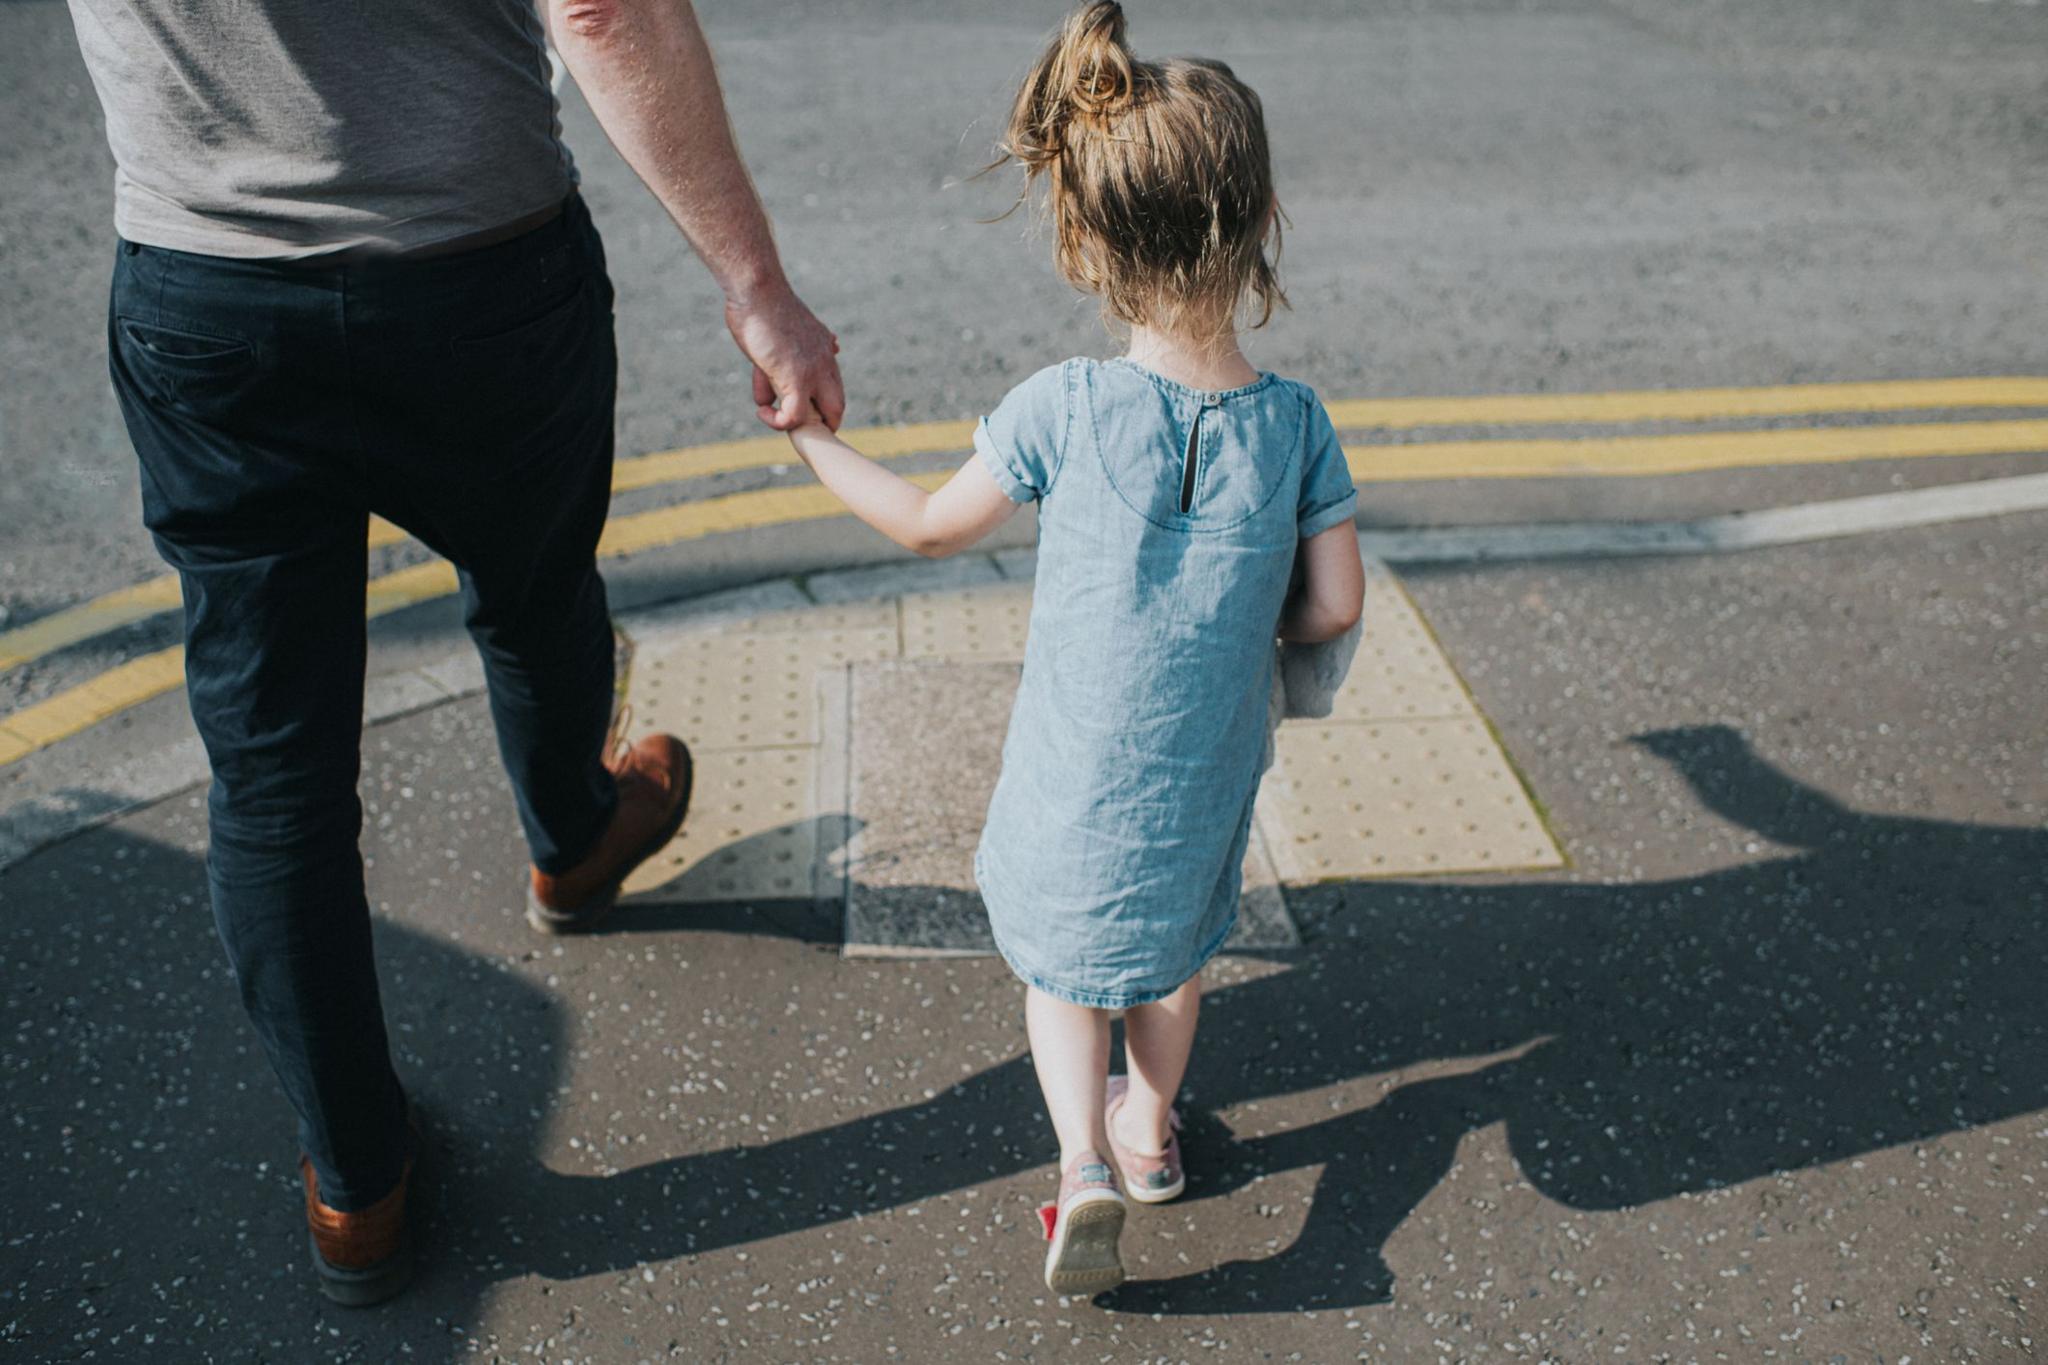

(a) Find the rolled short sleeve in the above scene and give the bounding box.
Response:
[1296,394,1359,538]
[973,361,1072,504]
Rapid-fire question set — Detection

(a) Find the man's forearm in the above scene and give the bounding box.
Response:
[547,0,785,303]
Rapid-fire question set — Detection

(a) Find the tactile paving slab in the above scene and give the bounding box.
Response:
[627,622,898,750]
[900,583,1034,662]
[836,660,1297,956]
[608,558,1563,929]
[1326,564,1477,721]
[1259,718,1563,880]
[619,745,823,903]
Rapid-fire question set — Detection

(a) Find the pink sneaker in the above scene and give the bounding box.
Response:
[1036,1151,1126,1295]
[1104,1074,1186,1204]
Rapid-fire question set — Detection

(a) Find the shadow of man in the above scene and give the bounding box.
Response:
[4,723,2041,1345]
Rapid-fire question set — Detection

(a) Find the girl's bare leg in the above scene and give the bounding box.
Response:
[1024,985,1113,1168]
[1115,974,1201,1152]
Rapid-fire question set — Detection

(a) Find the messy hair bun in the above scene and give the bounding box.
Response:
[1003,1,1143,169]
[987,2,1287,334]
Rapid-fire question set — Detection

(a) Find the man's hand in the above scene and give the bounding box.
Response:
[727,285,844,431]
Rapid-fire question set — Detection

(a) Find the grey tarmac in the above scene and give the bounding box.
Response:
[2,0,2045,1361]
[4,511,2043,1361]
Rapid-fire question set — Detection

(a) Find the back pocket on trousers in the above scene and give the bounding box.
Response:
[118,317,253,366]
[115,317,257,414]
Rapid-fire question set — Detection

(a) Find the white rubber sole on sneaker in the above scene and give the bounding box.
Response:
[1044,1189,1127,1296]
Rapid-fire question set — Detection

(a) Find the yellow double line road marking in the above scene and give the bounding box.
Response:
[4,376,2047,769]
[1317,374,2048,429]
[1351,417,2048,482]
[0,474,955,769]
[14,376,2048,676]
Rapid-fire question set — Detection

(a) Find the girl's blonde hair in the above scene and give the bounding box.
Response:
[992,1,1285,335]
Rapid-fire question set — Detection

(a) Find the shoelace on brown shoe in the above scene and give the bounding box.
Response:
[601,703,673,805]
[602,700,635,774]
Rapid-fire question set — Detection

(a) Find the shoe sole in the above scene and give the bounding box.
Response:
[1122,1171,1186,1204]
[310,1231,415,1307]
[1044,1191,1126,1297]
[309,1107,427,1308]
[525,747,695,935]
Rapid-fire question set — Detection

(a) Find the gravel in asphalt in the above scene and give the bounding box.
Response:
[4,513,2042,1362]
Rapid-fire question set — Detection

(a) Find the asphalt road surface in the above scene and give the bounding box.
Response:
[4,0,2045,630]
[2,1,2045,1361]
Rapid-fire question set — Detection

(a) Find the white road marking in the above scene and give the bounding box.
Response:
[1358,472,2048,564]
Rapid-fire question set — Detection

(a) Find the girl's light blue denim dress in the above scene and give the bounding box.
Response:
[972,357,1358,1009]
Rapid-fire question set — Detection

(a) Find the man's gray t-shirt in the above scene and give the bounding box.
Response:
[65,0,576,259]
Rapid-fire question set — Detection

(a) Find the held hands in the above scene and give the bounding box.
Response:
[725,282,845,431]
[783,405,840,467]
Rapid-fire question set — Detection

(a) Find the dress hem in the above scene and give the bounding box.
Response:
[984,910,1237,1011]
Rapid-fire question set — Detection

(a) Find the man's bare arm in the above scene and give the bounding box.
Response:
[545,0,844,428]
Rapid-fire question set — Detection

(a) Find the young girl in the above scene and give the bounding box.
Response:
[785,1,1363,1296]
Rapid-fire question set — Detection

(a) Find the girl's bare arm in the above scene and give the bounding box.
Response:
[1279,522,1365,643]
[787,422,1022,558]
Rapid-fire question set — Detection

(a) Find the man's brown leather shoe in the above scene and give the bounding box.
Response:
[526,729,693,934]
[302,1152,415,1306]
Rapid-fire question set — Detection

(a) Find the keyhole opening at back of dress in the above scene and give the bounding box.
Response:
[1177,416,1201,514]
